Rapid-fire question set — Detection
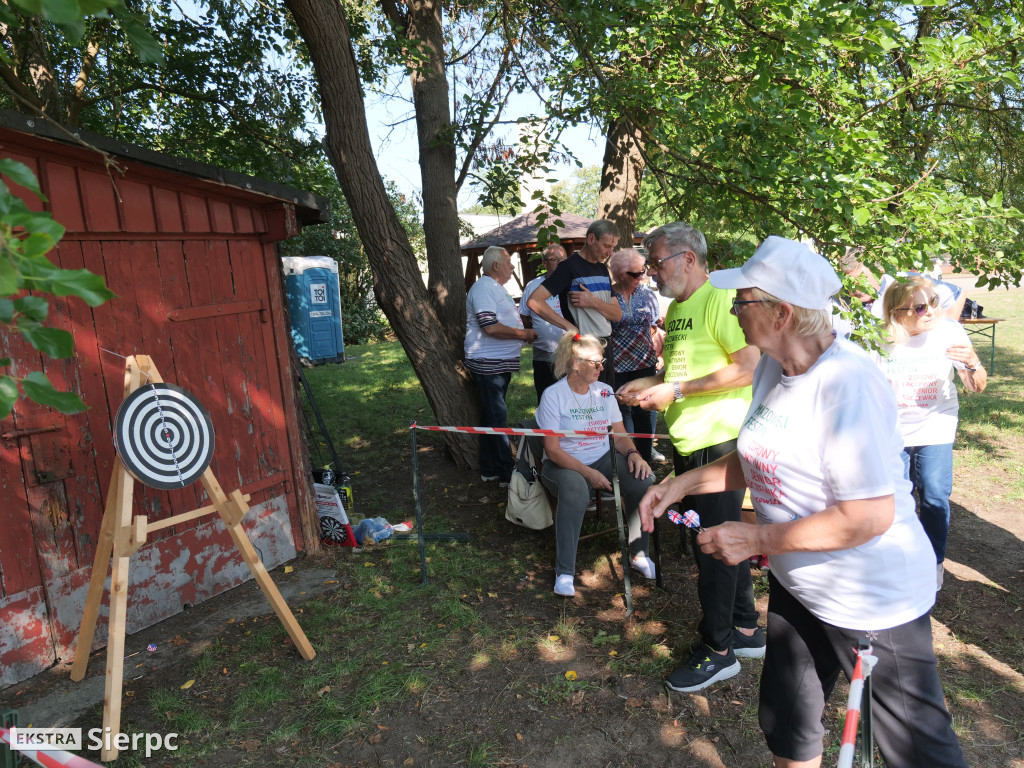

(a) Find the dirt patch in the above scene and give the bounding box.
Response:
[3,445,1023,768]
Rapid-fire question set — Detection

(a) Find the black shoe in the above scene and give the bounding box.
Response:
[732,626,766,659]
[666,646,740,693]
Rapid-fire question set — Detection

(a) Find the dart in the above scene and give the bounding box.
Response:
[666,508,705,532]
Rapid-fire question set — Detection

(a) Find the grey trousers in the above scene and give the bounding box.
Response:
[541,450,653,577]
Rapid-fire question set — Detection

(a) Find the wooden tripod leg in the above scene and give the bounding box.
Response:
[202,472,315,661]
[100,463,136,762]
[70,465,120,682]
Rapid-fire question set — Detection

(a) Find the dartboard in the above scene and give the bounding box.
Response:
[320,516,350,545]
[113,383,215,490]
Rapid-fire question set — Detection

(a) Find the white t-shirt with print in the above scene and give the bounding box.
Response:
[536,378,620,466]
[737,337,935,631]
[874,318,968,447]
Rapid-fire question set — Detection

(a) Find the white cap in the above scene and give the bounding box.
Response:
[709,236,841,310]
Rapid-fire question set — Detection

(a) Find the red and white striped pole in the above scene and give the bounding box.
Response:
[837,645,878,768]
[0,727,105,768]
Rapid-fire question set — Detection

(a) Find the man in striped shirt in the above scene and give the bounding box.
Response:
[465,246,538,484]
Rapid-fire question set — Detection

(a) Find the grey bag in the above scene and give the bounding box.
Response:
[505,420,554,530]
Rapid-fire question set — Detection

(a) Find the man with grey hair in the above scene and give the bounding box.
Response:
[525,219,622,384]
[520,243,568,400]
[617,221,762,692]
[465,246,538,484]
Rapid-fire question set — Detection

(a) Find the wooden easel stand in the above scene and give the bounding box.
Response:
[70,355,314,761]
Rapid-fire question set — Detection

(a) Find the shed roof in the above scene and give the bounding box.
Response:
[0,109,329,225]
[460,208,595,256]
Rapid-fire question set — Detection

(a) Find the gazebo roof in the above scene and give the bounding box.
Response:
[460,208,595,256]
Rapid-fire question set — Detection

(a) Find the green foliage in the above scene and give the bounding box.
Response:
[532,0,1024,285]
[1,160,114,419]
[550,164,600,218]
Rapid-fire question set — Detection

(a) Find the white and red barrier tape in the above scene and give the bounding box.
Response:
[0,727,104,768]
[411,422,670,440]
[837,645,878,768]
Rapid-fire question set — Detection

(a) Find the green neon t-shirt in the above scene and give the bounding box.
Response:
[663,280,753,456]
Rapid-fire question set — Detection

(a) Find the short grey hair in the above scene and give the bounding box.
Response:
[481,246,509,274]
[608,248,644,278]
[750,287,832,337]
[586,219,620,241]
[643,222,707,270]
[543,243,567,261]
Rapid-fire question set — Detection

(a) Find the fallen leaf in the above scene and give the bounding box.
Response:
[317,685,331,697]
[365,562,376,568]
[608,650,618,656]
[516,733,523,741]
[403,759,414,767]
[547,635,560,642]
[367,733,382,745]
[626,697,643,707]
[180,679,195,690]
[564,670,577,681]
[376,724,390,731]
[225,618,236,624]
[171,635,190,646]
[284,565,294,574]
[487,592,498,598]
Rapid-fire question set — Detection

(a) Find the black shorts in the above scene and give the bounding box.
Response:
[759,573,966,767]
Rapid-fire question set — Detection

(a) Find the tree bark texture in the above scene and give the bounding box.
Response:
[597,117,647,248]
[284,0,478,469]
[405,0,467,352]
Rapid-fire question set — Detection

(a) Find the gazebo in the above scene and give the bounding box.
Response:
[460,208,598,293]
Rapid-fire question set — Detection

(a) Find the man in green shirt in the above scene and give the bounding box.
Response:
[617,221,762,692]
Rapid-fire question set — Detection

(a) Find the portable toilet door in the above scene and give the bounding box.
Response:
[282,255,345,364]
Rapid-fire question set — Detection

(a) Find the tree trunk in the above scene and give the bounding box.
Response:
[406,0,467,353]
[597,117,647,248]
[284,0,478,468]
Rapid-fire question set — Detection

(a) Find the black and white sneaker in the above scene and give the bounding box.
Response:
[732,626,766,659]
[666,646,740,693]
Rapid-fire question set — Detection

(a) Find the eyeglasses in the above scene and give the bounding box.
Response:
[645,251,689,270]
[730,298,770,316]
[575,357,605,369]
[895,295,939,317]
[625,270,645,279]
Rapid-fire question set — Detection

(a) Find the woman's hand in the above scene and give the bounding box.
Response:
[585,467,612,492]
[637,475,686,532]
[945,343,979,369]
[697,522,760,566]
[627,452,652,479]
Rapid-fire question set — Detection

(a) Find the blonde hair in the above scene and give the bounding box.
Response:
[882,277,935,345]
[750,287,832,336]
[553,332,606,379]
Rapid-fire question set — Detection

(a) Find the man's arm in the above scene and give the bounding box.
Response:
[482,322,537,342]
[527,286,576,333]
[632,344,759,411]
[570,285,623,322]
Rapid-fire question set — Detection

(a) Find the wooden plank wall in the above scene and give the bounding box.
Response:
[1,133,309,606]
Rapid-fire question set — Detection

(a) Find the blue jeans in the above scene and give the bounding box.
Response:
[901,443,954,563]
[473,370,514,480]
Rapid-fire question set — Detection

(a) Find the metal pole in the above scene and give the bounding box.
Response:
[608,426,633,617]
[410,423,428,585]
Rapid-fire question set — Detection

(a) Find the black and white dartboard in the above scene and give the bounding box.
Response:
[113,383,215,490]
[319,515,351,545]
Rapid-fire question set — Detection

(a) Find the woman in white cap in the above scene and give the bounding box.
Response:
[638,236,965,768]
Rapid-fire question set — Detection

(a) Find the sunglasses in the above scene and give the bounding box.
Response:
[625,270,645,279]
[895,295,939,317]
[575,357,605,369]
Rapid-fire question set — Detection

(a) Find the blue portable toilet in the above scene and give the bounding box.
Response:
[282,255,345,364]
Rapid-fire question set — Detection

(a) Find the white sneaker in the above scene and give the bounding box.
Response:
[554,574,575,597]
[631,555,657,580]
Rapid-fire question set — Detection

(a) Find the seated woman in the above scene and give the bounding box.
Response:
[537,332,655,597]
[878,276,987,589]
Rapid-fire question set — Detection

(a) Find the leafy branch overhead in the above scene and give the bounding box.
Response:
[0,159,115,419]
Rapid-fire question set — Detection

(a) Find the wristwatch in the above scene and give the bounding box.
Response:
[673,382,685,401]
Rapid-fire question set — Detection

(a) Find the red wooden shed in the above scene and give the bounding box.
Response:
[0,110,328,688]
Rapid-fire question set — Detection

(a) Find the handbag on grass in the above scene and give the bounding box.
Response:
[505,424,554,530]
